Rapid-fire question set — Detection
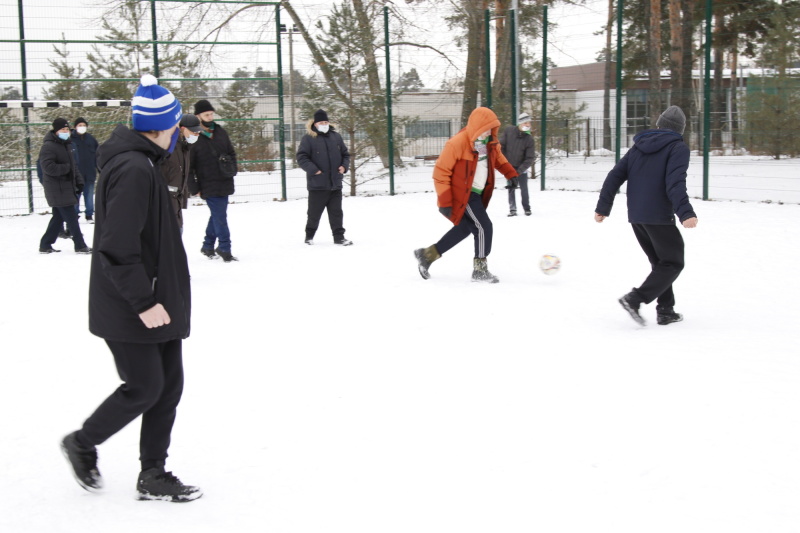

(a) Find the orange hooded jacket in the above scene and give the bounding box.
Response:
[433,107,518,225]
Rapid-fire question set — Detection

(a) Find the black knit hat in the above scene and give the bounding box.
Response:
[52,118,70,131]
[73,117,88,127]
[656,105,686,135]
[194,99,215,115]
[313,109,329,123]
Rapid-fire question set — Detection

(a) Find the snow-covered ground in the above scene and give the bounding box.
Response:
[1,174,799,532]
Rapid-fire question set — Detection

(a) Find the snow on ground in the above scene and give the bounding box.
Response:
[1,179,799,532]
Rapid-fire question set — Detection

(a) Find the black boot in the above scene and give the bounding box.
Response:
[61,431,103,492]
[471,257,499,283]
[618,290,645,325]
[200,247,217,259]
[656,305,683,325]
[215,248,238,262]
[414,245,440,280]
[136,467,202,503]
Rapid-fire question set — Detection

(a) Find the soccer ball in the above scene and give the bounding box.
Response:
[539,254,561,275]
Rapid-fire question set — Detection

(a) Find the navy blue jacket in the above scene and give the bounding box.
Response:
[596,129,696,224]
[71,130,100,183]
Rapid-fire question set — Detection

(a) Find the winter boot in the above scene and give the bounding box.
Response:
[508,210,517,217]
[136,467,202,503]
[75,246,92,254]
[215,248,238,262]
[334,238,353,246]
[656,305,683,325]
[61,431,103,492]
[58,228,71,239]
[471,257,499,283]
[414,245,441,280]
[39,246,61,254]
[524,210,532,216]
[200,247,217,259]
[618,290,645,325]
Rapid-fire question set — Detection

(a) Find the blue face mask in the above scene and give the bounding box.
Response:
[57,132,70,141]
[167,128,180,153]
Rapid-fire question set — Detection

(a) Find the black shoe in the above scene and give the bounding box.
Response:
[61,432,102,492]
[414,245,440,280]
[305,238,314,245]
[334,238,353,246]
[200,248,217,259]
[656,306,683,325]
[619,291,645,325]
[58,229,71,239]
[86,215,94,223]
[75,246,92,254]
[508,211,517,217]
[39,246,61,254]
[215,248,238,262]
[136,467,202,503]
[524,210,532,216]
[471,257,499,283]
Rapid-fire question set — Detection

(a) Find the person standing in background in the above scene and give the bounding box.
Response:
[499,112,536,217]
[71,117,99,222]
[161,114,202,231]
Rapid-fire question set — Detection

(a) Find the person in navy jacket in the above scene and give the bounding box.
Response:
[594,105,698,326]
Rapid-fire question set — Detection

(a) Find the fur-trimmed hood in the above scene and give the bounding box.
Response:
[305,118,339,137]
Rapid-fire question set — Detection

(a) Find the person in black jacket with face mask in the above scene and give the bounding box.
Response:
[38,117,91,254]
[60,75,201,503]
[296,109,352,246]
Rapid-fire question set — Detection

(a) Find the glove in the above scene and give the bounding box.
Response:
[75,184,84,195]
[505,177,519,190]
[438,206,452,219]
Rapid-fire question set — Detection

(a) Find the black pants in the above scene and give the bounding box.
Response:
[507,172,530,213]
[436,192,493,258]
[306,189,345,240]
[40,205,87,250]
[631,223,685,307]
[77,339,184,471]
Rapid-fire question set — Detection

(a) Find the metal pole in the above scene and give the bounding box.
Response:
[541,5,547,190]
[615,0,623,162]
[510,6,518,122]
[288,26,296,167]
[18,0,32,214]
[703,0,712,200]
[276,5,286,200]
[484,9,492,108]
[384,6,394,195]
[150,0,159,78]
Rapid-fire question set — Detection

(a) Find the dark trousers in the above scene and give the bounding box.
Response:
[508,172,530,213]
[436,192,493,258]
[77,339,184,471]
[203,196,231,253]
[306,189,345,239]
[631,223,685,307]
[40,205,86,250]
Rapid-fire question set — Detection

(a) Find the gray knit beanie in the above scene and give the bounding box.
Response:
[517,112,532,125]
[656,105,686,135]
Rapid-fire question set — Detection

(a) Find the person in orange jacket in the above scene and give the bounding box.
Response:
[414,107,518,283]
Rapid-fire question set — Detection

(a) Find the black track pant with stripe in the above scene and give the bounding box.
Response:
[436,192,493,258]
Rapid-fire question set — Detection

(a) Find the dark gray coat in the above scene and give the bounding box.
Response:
[39,130,84,207]
[70,130,99,183]
[499,125,536,175]
[296,120,351,191]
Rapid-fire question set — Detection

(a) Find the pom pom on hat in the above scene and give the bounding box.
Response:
[131,74,181,132]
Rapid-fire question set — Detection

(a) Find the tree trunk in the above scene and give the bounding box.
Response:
[668,0,683,111]
[492,0,512,125]
[680,0,696,149]
[648,0,662,127]
[462,0,488,127]
[603,0,613,150]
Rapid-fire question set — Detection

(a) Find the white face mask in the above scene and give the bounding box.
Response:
[316,124,330,134]
[186,134,199,144]
[76,126,88,135]
[520,125,531,132]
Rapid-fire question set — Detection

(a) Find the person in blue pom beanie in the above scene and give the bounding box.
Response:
[61,75,202,503]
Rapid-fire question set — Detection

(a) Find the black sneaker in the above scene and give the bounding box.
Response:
[39,246,61,254]
[200,248,217,259]
[58,229,71,239]
[61,431,103,492]
[137,468,202,503]
[86,215,94,223]
[657,306,683,325]
[215,248,238,262]
[524,210,532,216]
[508,211,517,217]
[334,238,353,246]
[75,246,92,254]
[619,291,645,325]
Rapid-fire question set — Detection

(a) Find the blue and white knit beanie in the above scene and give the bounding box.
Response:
[131,74,181,132]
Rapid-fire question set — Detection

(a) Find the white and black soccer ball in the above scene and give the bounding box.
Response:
[539,254,561,275]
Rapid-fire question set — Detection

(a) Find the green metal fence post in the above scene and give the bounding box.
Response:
[615,0,623,163]
[510,7,517,122]
[703,0,712,201]
[484,9,492,108]
[384,6,394,195]
[18,0,32,214]
[276,4,286,201]
[150,0,159,78]
[540,5,547,191]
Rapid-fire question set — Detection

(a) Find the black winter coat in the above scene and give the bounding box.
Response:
[89,124,191,343]
[70,130,100,183]
[39,131,83,207]
[596,129,696,224]
[499,125,536,175]
[160,138,192,228]
[188,123,237,199]
[296,120,351,191]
